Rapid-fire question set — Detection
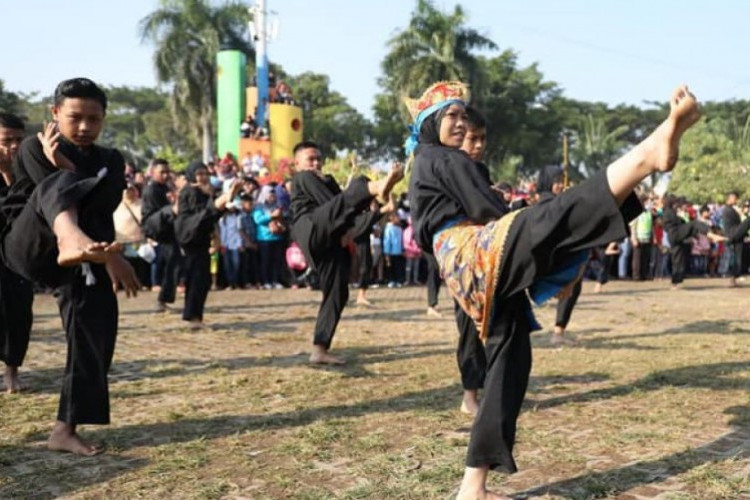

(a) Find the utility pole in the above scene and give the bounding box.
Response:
[252,0,269,128]
[562,133,570,188]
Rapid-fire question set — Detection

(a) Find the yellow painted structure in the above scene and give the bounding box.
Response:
[245,87,303,164]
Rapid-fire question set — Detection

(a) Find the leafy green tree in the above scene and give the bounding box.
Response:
[569,113,629,176]
[139,0,254,161]
[381,0,496,98]
[474,51,565,175]
[0,80,22,114]
[670,118,750,203]
[288,72,371,158]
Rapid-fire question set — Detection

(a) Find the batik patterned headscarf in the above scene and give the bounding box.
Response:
[403,81,470,156]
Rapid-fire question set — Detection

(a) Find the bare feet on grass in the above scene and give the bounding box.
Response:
[649,85,702,173]
[48,422,105,456]
[3,365,25,393]
[426,306,443,318]
[460,390,479,416]
[309,345,346,365]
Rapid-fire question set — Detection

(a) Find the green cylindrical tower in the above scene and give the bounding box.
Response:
[216,49,247,160]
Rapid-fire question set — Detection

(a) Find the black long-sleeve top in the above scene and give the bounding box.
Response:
[663,206,708,246]
[141,181,170,223]
[141,181,175,242]
[291,171,341,225]
[0,136,124,240]
[408,144,507,252]
[722,205,741,237]
[174,185,219,251]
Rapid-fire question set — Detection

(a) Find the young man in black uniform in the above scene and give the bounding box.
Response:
[0,113,34,393]
[454,106,490,415]
[0,78,139,455]
[141,158,180,311]
[290,142,402,365]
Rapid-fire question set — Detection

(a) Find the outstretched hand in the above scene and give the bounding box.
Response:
[37,122,75,171]
[106,254,140,298]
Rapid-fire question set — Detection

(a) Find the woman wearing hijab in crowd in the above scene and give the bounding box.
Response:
[0,78,140,456]
[254,185,286,289]
[175,161,242,329]
[407,81,701,499]
[535,165,585,346]
[290,141,402,365]
[662,194,724,289]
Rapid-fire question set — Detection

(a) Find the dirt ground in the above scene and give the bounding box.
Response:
[0,278,749,499]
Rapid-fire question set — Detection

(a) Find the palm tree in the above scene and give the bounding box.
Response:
[570,113,628,177]
[139,0,253,162]
[381,0,497,104]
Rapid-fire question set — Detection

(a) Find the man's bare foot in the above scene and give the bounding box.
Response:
[458,466,512,500]
[426,306,443,318]
[188,320,203,330]
[356,298,373,307]
[551,333,576,346]
[48,422,105,456]
[460,391,479,416]
[594,282,603,294]
[649,85,702,173]
[376,162,404,204]
[309,345,346,365]
[3,365,25,393]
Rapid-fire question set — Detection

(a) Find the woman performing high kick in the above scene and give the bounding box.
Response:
[406,81,701,499]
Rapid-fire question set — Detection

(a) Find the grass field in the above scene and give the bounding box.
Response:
[0,278,748,499]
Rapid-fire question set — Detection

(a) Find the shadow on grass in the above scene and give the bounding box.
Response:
[526,360,750,410]
[516,405,749,499]
[21,342,454,394]
[0,445,148,500]
[21,383,466,452]
[574,320,750,349]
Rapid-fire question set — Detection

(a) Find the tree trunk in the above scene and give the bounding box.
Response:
[201,113,213,164]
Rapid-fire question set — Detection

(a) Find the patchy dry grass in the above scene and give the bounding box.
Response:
[1,279,749,499]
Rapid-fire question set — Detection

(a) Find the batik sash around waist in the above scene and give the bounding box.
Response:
[432,211,522,343]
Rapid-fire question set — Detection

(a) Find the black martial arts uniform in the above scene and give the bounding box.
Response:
[0,136,124,425]
[663,206,710,286]
[454,160,492,392]
[355,233,373,291]
[409,142,641,473]
[721,205,750,278]
[141,180,181,304]
[0,177,34,370]
[291,171,378,350]
[174,170,222,323]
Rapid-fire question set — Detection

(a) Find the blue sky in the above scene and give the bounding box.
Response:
[3,0,750,118]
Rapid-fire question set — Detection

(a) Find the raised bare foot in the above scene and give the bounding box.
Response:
[3,365,26,393]
[426,306,443,318]
[650,85,702,173]
[594,283,603,294]
[48,425,105,456]
[309,346,346,365]
[377,162,404,204]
